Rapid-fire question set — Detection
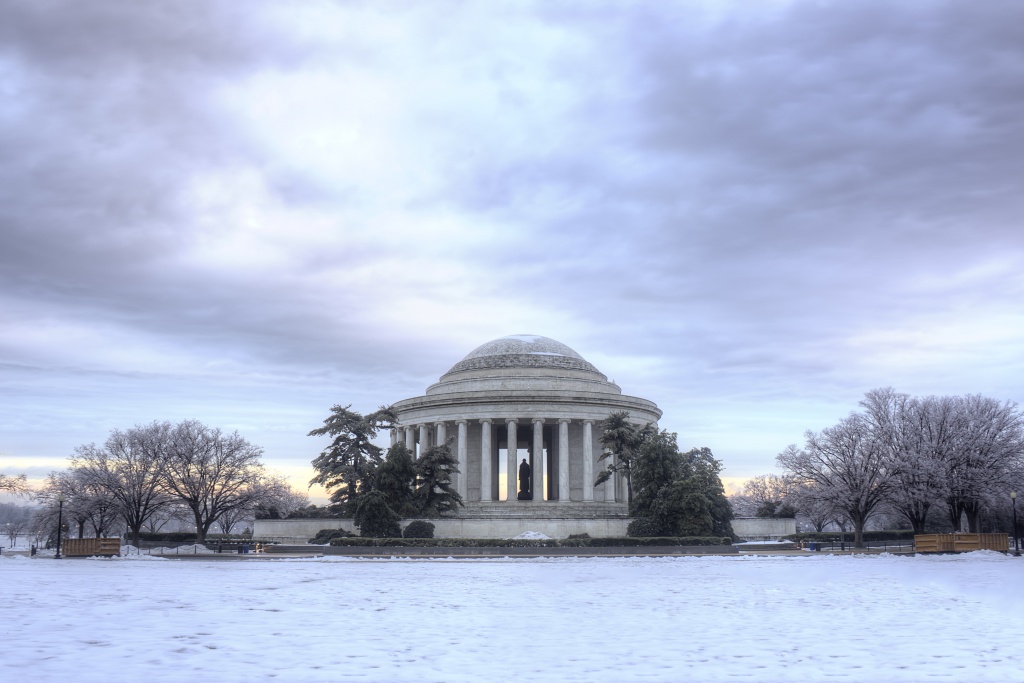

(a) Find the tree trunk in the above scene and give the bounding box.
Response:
[192,509,206,544]
[965,501,982,533]
[947,500,965,531]
[852,514,866,548]
[129,522,142,548]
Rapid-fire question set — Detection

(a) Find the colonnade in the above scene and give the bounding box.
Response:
[391,418,618,503]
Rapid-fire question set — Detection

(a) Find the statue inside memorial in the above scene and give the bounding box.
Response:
[517,458,532,500]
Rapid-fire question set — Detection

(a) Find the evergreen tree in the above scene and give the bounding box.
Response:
[308,405,395,515]
[376,443,417,517]
[596,411,656,507]
[353,490,401,538]
[413,443,464,516]
[626,429,735,538]
[681,447,735,538]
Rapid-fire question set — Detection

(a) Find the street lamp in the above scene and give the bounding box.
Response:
[1012,492,1020,557]
[55,494,65,560]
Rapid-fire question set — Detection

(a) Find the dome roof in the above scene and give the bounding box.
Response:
[442,334,603,377]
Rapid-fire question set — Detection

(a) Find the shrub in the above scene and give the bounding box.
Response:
[328,536,732,548]
[627,518,662,538]
[403,521,435,539]
[567,533,590,540]
[354,491,402,538]
[288,505,347,520]
[136,532,198,543]
[309,528,356,544]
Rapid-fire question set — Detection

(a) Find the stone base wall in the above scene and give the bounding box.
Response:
[731,517,797,540]
[254,517,629,543]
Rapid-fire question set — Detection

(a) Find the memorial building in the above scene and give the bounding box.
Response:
[258,335,663,540]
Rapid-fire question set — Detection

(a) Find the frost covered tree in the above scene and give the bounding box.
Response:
[0,503,32,547]
[777,414,891,548]
[740,473,797,518]
[309,405,395,514]
[781,389,1024,537]
[250,476,311,523]
[876,393,953,533]
[0,473,29,494]
[160,420,268,543]
[940,395,1023,532]
[788,480,839,532]
[72,422,174,546]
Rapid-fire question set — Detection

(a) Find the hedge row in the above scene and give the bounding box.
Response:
[328,536,732,548]
[134,532,252,542]
[783,530,917,542]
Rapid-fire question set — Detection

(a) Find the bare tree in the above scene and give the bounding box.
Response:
[37,471,90,538]
[0,473,29,495]
[876,394,955,533]
[941,395,1024,532]
[161,420,267,543]
[220,475,308,534]
[789,481,839,532]
[740,473,797,517]
[72,422,174,546]
[142,504,191,534]
[0,503,33,548]
[777,414,892,548]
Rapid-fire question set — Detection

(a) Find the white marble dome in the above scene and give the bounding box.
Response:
[442,334,604,378]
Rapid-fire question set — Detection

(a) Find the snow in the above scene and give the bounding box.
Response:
[1,552,1021,681]
[511,531,552,539]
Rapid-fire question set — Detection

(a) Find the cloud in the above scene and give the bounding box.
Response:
[2,1,1023,490]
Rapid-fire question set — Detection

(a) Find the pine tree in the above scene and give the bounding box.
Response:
[413,443,464,516]
[376,443,417,517]
[308,405,395,515]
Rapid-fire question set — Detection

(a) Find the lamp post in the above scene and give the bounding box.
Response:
[55,494,65,560]
[1012,491,1020,557]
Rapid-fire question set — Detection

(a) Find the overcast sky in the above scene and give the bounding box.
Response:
[2,0,1023,500]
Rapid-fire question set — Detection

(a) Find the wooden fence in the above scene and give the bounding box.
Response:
[914,533,1008,553]
[63,538,122,557]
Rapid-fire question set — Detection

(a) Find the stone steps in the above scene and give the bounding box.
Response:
[452,502,628,520]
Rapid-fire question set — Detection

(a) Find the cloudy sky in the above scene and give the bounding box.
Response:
[2,0,1023,500]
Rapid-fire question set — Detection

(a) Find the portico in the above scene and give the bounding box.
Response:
[391,335,661,521]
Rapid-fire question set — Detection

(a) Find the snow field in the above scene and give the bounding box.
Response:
[1,552,1020,682]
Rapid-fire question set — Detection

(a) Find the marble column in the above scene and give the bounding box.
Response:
[418,424,429,458]
[480,419,492,501]
[390,428,398,446]
[582,420,594,502]
[532,419,544,501]
[605,449,616,502]
[435,422,447,448]
[506,418,518,502]
[456,420,468,501]
[405,426,415,453]
[558,418,570,502]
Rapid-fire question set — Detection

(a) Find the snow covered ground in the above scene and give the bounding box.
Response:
[1,552,1021,682]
